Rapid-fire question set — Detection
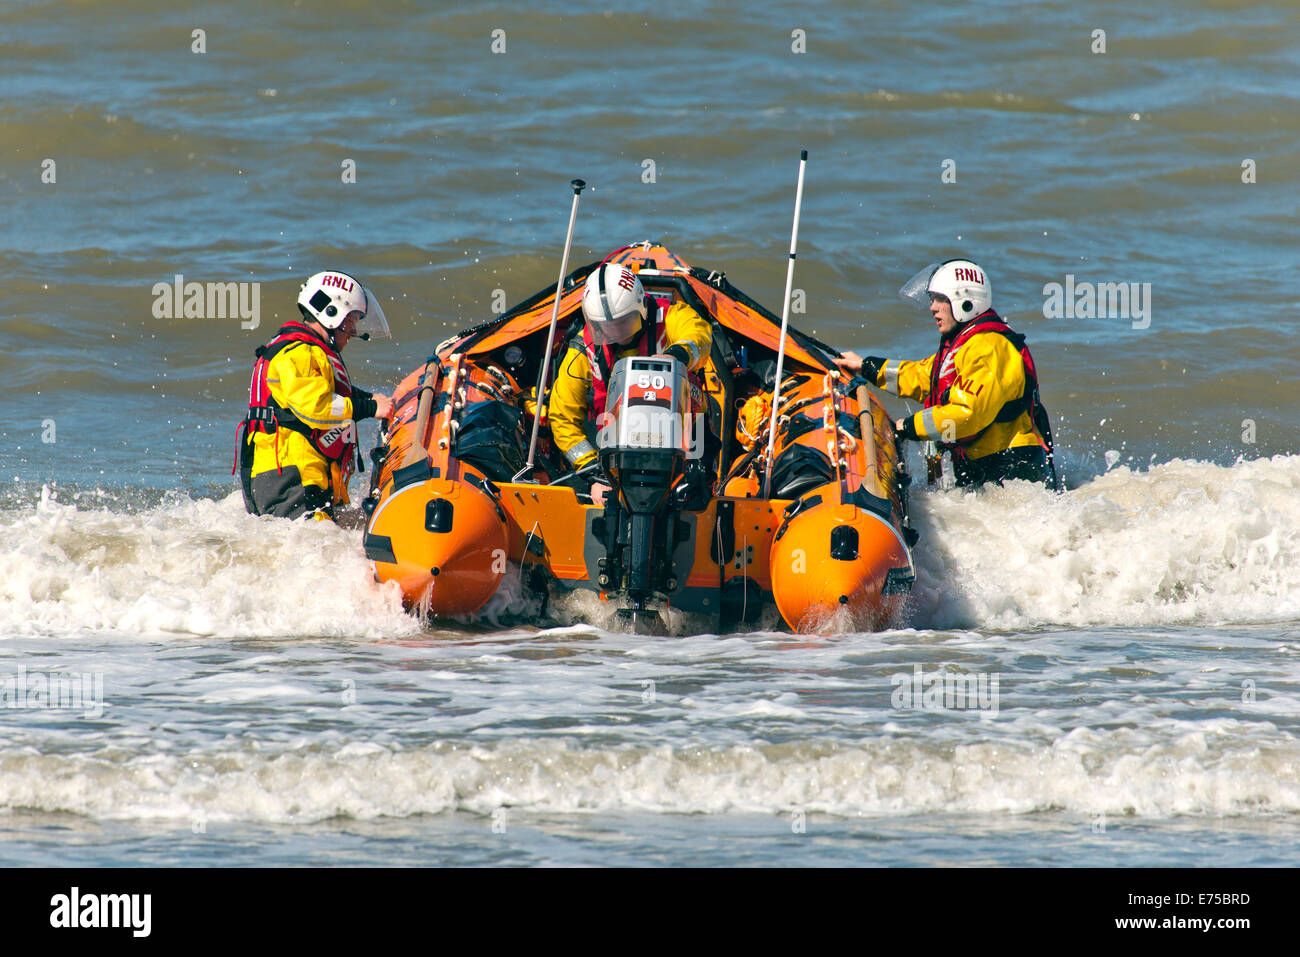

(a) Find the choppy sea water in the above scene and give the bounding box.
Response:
[3,462,1298,866]
[2,0,1298,865]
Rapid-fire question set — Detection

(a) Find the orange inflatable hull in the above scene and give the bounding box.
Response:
[361,244,916,631]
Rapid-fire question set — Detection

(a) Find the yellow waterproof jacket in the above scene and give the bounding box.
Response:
[249,337,360,494]
[874,321,1044,460]
[549,301,712,467]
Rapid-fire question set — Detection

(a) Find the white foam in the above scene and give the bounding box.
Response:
[4,730,1297,822]
[0,491,420,640]
[722,696,808,719]
[3,456,1298,638]
[906,455,1300,630]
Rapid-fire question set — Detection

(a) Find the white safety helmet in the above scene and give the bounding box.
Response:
[899,259,992,320]
[581,263,647,345]
[297,270,391,340]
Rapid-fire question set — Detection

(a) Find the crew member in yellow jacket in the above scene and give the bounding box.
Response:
[548,262,711,501]
[836,259,1059,490]
[237,270,394,520]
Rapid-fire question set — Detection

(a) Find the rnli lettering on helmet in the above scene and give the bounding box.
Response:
[953,267,984,285]
[323,275,355,292]
[616,269,636,292]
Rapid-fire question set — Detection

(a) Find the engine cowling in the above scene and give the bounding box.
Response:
[595,355,704,609]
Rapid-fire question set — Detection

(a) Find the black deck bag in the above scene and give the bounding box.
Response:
[452,400,527,482]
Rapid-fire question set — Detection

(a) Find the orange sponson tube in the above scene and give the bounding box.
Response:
[364,354,510,616]
[366,476,507,616]
[769,494,911,631]
[766,377,913,631]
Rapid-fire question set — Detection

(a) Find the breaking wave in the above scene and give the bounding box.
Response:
[2,454,1297,640]
[4,727,1297,823]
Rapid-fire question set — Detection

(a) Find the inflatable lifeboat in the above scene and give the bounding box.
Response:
[360,243,918,633]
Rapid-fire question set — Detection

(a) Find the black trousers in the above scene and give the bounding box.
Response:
[953,445,1053,490]
[240,447,334,520]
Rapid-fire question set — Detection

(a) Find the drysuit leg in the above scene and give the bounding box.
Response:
[245,462,334,520]
[953,446,1051,490]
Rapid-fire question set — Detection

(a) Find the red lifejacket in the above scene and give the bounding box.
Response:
[581,299,666,419]
[235,321,358,472]
[927,310,1053,455]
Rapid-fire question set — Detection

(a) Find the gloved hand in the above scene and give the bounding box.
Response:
[663,343,692,367]
[834,352,886,382]
[894,416,919,441]
[568,468,594,495]
[351,390,395,421]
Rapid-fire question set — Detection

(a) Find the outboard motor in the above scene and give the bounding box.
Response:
[596,355,702,632]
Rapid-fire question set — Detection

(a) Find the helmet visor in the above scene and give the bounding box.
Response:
[898,262,941,310]
[589,311,641,346]
[354,286,391,340]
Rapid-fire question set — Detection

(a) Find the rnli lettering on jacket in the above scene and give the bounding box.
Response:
[931,312,1043,452]
[876,310,1048,458]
